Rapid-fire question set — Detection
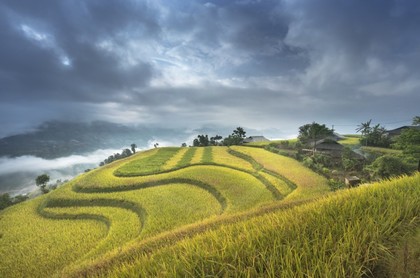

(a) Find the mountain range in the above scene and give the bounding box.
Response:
[0,121,184,159]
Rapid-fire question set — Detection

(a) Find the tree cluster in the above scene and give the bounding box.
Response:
[0,193,29,210]
[99,148,133,166]
[392,116,420,159]
[222,127,246,146]
[356,120,391,147]
[298,122,334,153]
[192,127,246,147]
[99,143,137,166]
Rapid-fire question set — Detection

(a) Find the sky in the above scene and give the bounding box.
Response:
[1,0,419,139]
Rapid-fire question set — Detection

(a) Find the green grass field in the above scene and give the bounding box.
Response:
[0,146,417,277]
[361,146,403,155]
[245,138,298,148]
[340,135,361,147]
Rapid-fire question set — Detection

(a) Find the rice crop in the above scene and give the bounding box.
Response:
[190,147,204,164]
[115,147,179,176]
[97,173,420,278]
[161,148,188,170]
[176,147,197,167]
[201,146,213,163]
[0,146,337,277]
[211,147,254,171]
[231,146,330,200]
[0,197,108,278]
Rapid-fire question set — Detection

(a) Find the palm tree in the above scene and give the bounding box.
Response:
[356,119,372,146]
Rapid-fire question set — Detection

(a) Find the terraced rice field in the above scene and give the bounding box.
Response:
[0,146,330,277]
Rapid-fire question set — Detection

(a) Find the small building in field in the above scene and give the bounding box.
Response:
[345,176,361,188]
[308,138,344,156]
[243,136,270,143]
[303,138,365,164]
[332,132,346,141]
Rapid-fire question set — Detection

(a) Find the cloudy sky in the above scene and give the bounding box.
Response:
[1,0,419,138]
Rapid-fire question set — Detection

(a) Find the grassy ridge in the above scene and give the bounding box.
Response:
[114,147,179,176]
[161,148,188,170]
[0,197,108,278]
[211,147,254,171]
[98,173,420,277]
[231,146,329,200]
[202,146,213,163]
[49,181,225,239]
[43,206,140,260]
[190,147,204,164]
[0,146,333,277]
[176,147,196,167]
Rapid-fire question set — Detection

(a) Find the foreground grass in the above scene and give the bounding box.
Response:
[97,173,420,277]
[0,197,108,278]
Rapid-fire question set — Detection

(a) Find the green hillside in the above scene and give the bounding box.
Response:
[0,146,417,277]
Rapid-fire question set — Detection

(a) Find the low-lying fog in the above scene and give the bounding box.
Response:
[0,139,179,196]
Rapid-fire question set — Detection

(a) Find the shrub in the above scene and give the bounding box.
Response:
[328,179,345,191]
[365,155,414,180]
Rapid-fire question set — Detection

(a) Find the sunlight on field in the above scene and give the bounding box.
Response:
[231,146,330,200]
[162,147,188,170]
[190,147,204,164]
[0,197,108,277]
[0,145,389,277]
[100,174,420,278]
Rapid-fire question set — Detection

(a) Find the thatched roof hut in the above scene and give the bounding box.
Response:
[243,136,270,143]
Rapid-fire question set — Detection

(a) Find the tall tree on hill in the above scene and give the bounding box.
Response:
[223,127,247,146]
[130,143,137,153]
[36,174,50,194]
[298,122,334,154]
[210,135,223,146]
[193,135,210,146]
[233,127,246,139]
[356,120,372,146]
[356,120,390,147]
[413,116,420,126]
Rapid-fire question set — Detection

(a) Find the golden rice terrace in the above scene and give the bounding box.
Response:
[0,146,418,277]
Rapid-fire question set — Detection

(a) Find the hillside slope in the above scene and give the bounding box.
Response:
[0,146,329,277]
[1,147,416,277]
[80,173,420,278]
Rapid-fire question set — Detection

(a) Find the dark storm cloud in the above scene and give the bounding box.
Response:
[160,0,308,77]
[0,0,157,103]
[285,0,420,98]
[0,0,419,138]
[287,0,420,56]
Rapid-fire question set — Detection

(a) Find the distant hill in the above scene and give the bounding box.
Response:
[0,121,182,159]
